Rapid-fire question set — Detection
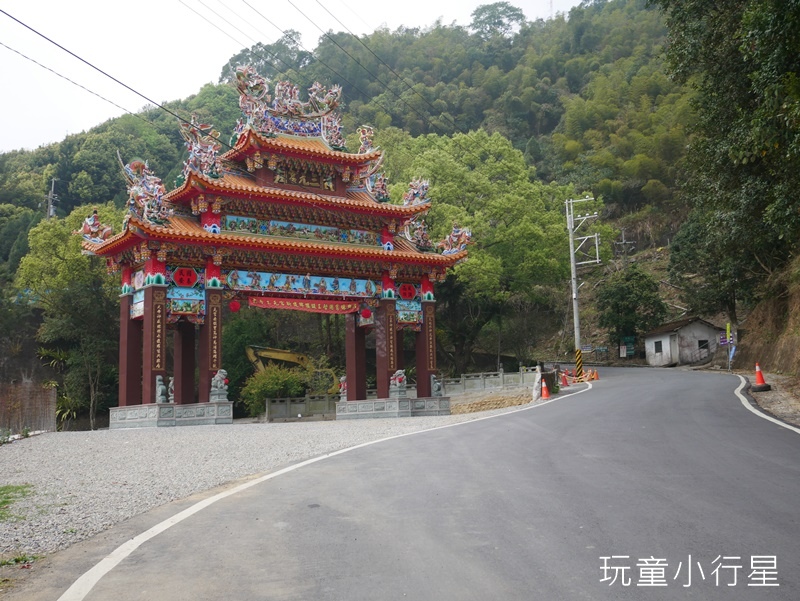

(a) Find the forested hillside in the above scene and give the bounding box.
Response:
[3,0,797,424]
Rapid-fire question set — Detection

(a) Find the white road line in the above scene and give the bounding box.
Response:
[734,374,800,435]
[58,383,593,601]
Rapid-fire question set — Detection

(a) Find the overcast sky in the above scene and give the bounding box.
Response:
[0,0,581,154]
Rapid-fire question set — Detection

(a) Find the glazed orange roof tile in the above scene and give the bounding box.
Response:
[84,214,465,267]
[222,129,383,163]
[165,170,427,218]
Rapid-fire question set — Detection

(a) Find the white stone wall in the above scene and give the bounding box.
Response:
[676,321,719,364]
[645,333,673,366]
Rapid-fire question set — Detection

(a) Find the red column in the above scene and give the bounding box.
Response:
[118,294,142,406]
[415,301,437,398]
[173,321,196,404]
[345,313,367,401]
[198,290,223,403]
[375,299,398,399]
[141,285,167,404]
[396,330,405,370]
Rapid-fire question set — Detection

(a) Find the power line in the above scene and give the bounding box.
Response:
[179,0,294,83]
[0,40,143,125]
[178,0,249,49]
[0,8,218,146]
[309,0,463,134]
[1,7,401,223]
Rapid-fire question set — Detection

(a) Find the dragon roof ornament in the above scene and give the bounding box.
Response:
[118,152,173,227]
[402,178,431,207]
[402,216,434,251]
[178,116,222,182]
[369,172,390,203]
[438,221,472,255]
[233,65,344,142]
[357,125,375,154]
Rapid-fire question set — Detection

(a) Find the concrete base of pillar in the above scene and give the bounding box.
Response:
[335,397,450,420]
[109,402,233,429]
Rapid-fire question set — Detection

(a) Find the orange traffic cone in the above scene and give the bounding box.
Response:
[593,369,599,381]
[541,377,551,400]
[561,371,570,387]
[752,363,771,391]
[755,363,766,385]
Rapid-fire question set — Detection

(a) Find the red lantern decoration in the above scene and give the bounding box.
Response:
[229,300,241,312]
[360,308,372,319]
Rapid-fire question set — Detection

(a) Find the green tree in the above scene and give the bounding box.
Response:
[596,263,667,344]
[218,31,313,84]
[15,203,124,429]
[470,2,527,39]
[667,209,760,329]
[380,129,590,372]
[654,0,800,311]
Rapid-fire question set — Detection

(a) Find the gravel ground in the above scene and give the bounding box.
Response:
[742,370,800,428]
[0,395,542,559]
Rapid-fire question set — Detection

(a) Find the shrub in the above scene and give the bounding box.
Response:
[239,363,306,417]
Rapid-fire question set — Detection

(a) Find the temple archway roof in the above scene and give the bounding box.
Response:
[221,129,382,165]
[164,170,427,219]
[82,213,465,269]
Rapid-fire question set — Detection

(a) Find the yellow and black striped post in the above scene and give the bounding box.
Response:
[575,349,584,380]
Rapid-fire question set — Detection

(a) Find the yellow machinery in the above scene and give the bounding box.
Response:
[245,346,339,394]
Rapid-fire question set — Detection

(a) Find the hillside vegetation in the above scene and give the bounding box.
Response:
[1,0,799,425]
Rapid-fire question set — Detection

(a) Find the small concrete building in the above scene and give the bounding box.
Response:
[644,317,721,367]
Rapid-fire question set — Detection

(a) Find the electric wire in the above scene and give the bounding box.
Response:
[310,0,464,134]
[178,0,248,49]
[179,0,295,83]
[0,10,365,221]
[0,41,146,128]
[286,0,463,138]
[276,0,517,178]
[0,8,227,147]
[198,0,260,48]
[242,0,390,112]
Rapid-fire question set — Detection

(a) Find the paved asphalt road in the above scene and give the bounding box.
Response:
[19,367,800,600]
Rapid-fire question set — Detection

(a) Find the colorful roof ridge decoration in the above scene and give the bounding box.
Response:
[82,212,467,266]
[176,116,223,185]
[233,66,343,143]
[74,207,113,243]
[118,152,173,227]
[368,172,390,202]
[401,217,434,251]
[222,128,382,165]
[164,170,427,219]
[357,125,375,154]
[438,221,473,255]
[402,178,431,207]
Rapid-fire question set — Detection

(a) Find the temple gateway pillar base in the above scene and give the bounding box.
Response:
[335,397,450,420]
[109,401,233,429]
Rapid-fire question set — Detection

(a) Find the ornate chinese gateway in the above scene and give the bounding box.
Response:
[83,67,469,426]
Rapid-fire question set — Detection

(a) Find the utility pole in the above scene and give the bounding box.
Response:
[45,178,58,219]
[614,228,636,265]
[566,196,601,378]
